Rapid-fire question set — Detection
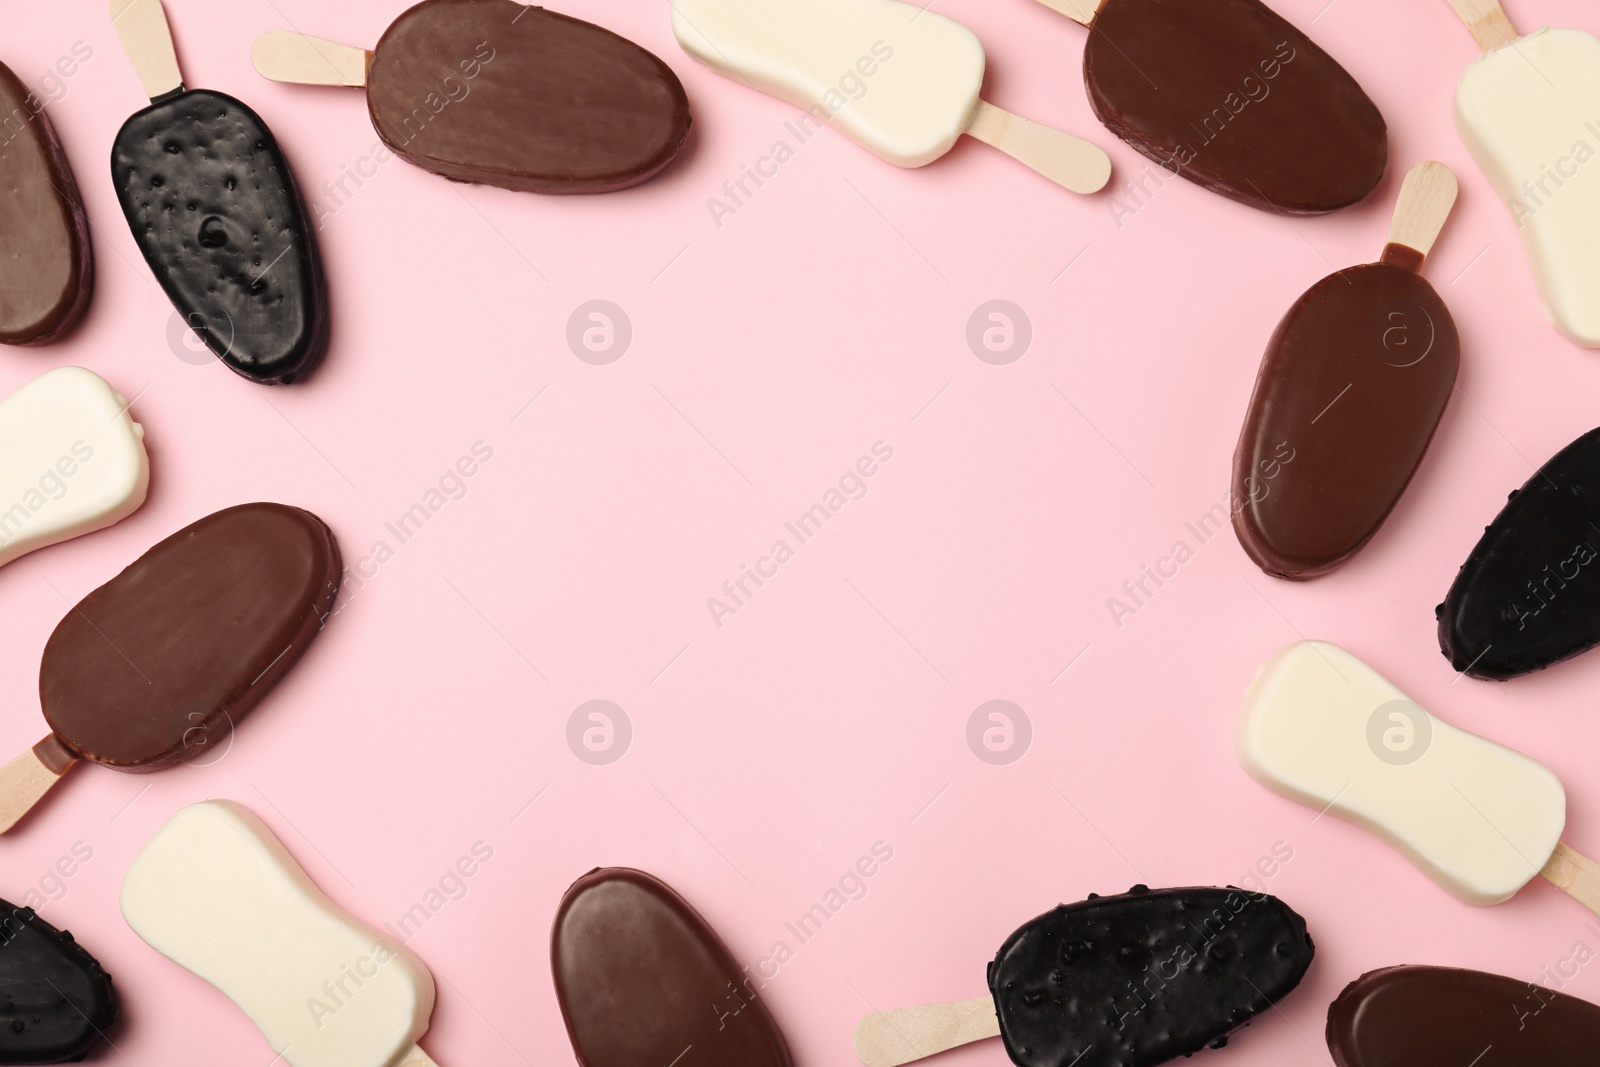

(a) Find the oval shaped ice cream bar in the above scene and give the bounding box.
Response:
[0,503,340,834]
[0,367,149,572]
[1036,0,1387,213]
[1232,163,1461,580]
[854,885,1314,1067]
[253,0,691,194]
[111,0,327,384]
[670,0,1111,193]
[0,900,118,1065]
[1327,964,1600,1065]
[0,58,93,346]
[1447,0,1600,346]
[1238,641,1600,917]
[553,868,794,1067]
[122,801,440,1067]
[1438,426,1600,680]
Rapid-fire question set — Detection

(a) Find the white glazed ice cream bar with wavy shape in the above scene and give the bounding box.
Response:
[1237,641,1600,916]
[0,367,148,570]
[671,0,1110,192]
[122,800,442,1067]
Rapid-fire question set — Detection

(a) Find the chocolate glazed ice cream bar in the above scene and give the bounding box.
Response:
[1232,162,1461,580]
[253,0,691,194]
[853,885,1314,1067]
[109,0,327,384]
[0,57,93,346]
[671,0,1112,194]
[0,503,340,833]
[553,868,794,1067]
[1327,964,1600,1065]
[1031,0,1388,212]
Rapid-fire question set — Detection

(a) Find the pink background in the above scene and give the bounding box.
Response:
[6,0,1600,1063]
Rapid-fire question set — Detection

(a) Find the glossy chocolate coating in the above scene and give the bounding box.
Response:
[0,901,116,1065]
[112,89,326,383]
[1438,427,1600,680]
[0,61,92,346]
[367,0,691,193]
[1233,248,1458,579]
[40,503,340,771]
[988,885,1313,1067]
[1328,965,1600,1066]
[1085,0,1386,213]
[552,868,793,1067]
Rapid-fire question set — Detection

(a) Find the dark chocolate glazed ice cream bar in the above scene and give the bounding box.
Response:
[854,885,1314,1067]
[110,0,326,384]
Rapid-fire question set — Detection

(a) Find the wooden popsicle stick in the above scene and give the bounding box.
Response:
[852,995,1000,1067]
[1444,0,1519,52]
[396,1045,441,1067]
[0,738,78,835]
[252,31,371,88]
[1542,842,1600,918]
[1029,0,1104,27]
[109,0,183,100]
[1385,161,1458,266]
[966,101,1112,195]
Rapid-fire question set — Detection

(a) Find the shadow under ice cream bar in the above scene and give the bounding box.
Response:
[1446,0,1600,347]
[1031,0,1387,212]
[0,58,92,346]
[1238,641,1600,915]
[0,503,340,833]
[1439,427,1600,680]
[1328,964,1600,1065]
[252,0,691,194]
[1233,163,1461,580]
[122,801,441,1067]
[552,868,793,1067]
[109,0,327,384]
[671,0,1112,194]
[0,367,149,572]
[852,885,1313,1067]
[0,900,117,1065]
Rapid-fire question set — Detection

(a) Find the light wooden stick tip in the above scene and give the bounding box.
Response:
[966,101,1112,195]
[1543,842,1600,919]
[0,742,75,835]
[1031,0,1105,27]
[1444,0,1519,52]
[852,996,1000,1067]
[252,31,370,88]
[1386,161,1458,264]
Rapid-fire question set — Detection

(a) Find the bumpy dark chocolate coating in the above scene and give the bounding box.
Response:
[1085,0,1387,213]
[111,89,326,383]
[0,901,116,1065]
[367,0,691,193]
[1233,255,1458,579]
[0,60,93,346]
[1327,965,1600,1066]
[988,886,1313,1067]
[41,503,341,771]
[552,868,793,1067]
[1438,427,1600,680]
